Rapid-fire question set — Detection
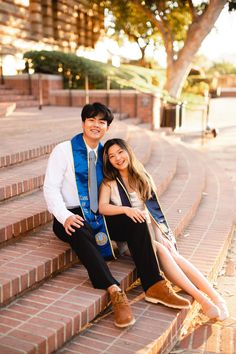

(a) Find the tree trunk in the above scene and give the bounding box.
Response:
[164,0,227,98]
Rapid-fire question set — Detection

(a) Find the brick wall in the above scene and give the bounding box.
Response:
[218,75,236,88]
[49,89,161,126]
[0,0,104,56]
[4,74,162,126]
[4,74,63,104]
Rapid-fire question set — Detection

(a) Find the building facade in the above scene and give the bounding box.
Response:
[0,0,104,75]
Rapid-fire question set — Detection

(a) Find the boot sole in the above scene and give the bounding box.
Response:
[114,317,136,328]
[145,296,191,309]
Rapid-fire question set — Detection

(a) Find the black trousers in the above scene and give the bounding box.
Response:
[53,208,163,291]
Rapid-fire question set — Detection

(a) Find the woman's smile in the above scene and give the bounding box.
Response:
[108,144,130,171]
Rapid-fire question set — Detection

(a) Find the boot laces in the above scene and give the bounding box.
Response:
[165,281,175,295]
[112,291,128,307]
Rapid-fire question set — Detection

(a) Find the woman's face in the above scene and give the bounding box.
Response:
[107,144,130,172]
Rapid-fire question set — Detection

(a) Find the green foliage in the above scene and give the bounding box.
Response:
[183,75,210,96]
[207,61,236,75]
[93,1,192,56]
[23,50,164,92]
[24,50,110,89]
[229,0,236,11]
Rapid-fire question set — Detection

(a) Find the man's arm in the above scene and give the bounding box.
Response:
[43,143,74,225]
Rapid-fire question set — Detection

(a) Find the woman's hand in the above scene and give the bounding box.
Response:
[64,214,84,235]
[123,207,146,223]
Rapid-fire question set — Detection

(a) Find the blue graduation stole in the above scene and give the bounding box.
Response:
[116,177,177,248]
[71,133,115,260]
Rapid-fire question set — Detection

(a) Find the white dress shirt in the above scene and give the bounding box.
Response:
[43,140,98,225]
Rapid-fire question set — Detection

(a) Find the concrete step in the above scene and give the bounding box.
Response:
[58,147,235,354]
[0,190,52,245]
[0,157,47,201]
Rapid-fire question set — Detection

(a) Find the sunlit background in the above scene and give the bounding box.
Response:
[1,1,236,75]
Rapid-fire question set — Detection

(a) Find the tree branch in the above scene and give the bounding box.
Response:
[187,0,197,20]
[131,0,173,61]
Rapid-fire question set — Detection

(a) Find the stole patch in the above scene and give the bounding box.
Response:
[95,232,108,246]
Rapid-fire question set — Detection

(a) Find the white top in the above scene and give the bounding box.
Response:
[43,139,98,225]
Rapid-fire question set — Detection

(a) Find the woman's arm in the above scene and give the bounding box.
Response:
[99,182,146,223]
[99,182,127,216]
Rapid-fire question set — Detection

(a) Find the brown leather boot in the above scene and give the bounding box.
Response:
[110,290,135,328]
[145,280,191,309]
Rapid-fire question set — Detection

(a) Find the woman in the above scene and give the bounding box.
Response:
[99,138,229,321]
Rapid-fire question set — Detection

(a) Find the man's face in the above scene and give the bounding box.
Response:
[82,115,109,143]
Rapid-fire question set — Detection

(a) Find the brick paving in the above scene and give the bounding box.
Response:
[172,97,236,354]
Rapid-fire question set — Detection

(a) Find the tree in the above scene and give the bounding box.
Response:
[94,0,236,98]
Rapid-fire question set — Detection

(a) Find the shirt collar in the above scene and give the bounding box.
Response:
[85,142,98,159]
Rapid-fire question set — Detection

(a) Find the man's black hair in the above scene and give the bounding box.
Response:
[81,102,114,126]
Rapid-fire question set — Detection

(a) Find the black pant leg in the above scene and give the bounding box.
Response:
[53,209,119,290]
[106,214,163,291]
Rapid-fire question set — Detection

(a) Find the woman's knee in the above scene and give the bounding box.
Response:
[155,242,168,257]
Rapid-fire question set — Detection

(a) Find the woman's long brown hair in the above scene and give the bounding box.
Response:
[103,138,156,201]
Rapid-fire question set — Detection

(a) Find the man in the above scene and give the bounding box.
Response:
[44,102,190,328]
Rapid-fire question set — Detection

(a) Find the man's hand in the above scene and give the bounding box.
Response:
[124,207,146,223]
[64,215,84,236]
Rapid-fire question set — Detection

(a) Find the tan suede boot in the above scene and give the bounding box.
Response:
[145,280,191,309]
[110,290,135,328]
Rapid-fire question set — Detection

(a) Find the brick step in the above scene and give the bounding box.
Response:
[0,224,77,306]
[0,142,57,169]
[16,101,39,108]
[0,102,16,118]
[121,117,142,125]
[0,89,23,95]
[113,112,129,120]
[127,128,153,165]
[177,158,235,281]
[0,119,130,169]
[0,257,137,354]
[58,148,235,354]
[0,95,36,102]
[0,125,151,244]
[146,134,178,196]
[220,88,236,97]
[0,157,47,202]
[0,137,199,307]
[159,143,206,238]
[58,285,189,354]
[0,137,171,305]
[0,123,144,203]
[0,190,52,245]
